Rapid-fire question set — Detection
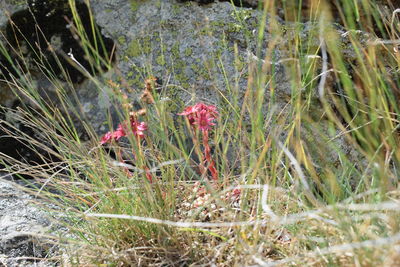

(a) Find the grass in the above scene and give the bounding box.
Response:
[0,0,400,266]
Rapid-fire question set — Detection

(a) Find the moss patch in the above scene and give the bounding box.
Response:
[125,37,152,57]
[141,36,152,54]
[127,74,143,87]
[118,36,126,45]
[191,63,210,80]
[126,39,141,57]
[184,47,193,57]
[171,43,180,58]
[156,55,166,66]
[130,0,147,12]
[5,0,26,5]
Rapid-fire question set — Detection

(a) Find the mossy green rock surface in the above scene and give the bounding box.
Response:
[91,0,364,108]
[90,0,291,106]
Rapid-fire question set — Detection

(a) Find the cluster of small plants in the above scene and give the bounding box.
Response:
[99,78,240,205]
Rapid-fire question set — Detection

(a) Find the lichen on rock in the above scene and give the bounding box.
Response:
[91,0,275,106]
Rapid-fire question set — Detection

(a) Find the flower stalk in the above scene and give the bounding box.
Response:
[202,130,218,181]
[179,102,219,182]
[100,115,153,183]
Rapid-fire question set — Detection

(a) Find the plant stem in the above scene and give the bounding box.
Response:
[202,130,218,182]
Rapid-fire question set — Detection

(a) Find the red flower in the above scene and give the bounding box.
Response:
[193,110,216,131]
[178,105,197,116]
[179,102,219,182]
[112,124,126,141]
[178,105,198,124]
[100,132,113,145]
[100,118,148,145]
[130,120,148,139]
[195,103,218,116]
[179,102,218,132]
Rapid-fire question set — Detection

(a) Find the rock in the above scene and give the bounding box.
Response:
[0,0,372,130]
[0,106,62,179]
[0,0,373,164]
[0,0,115,171]
[178,0,258,7]
[0,174,58,266]
[0,0,388,118]
[0,0,115,108]
[88,0,366,118]
[90,0,289,110]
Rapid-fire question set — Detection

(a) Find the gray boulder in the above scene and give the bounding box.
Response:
[0,175,58,266]
[90,0,364,108]
[0,0,365,125]
[89,0,290,114]
[0,0,369,166]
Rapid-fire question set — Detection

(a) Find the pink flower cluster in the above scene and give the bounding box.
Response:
[178,103,218,132]
[179,102,219,181]
[100,117,148,145]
